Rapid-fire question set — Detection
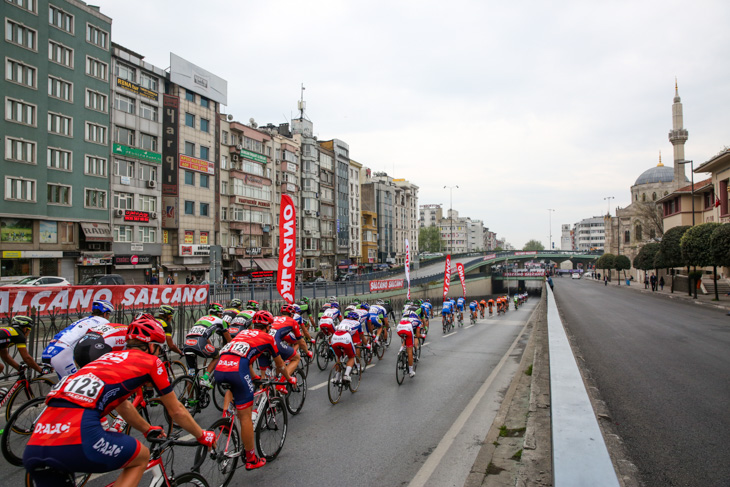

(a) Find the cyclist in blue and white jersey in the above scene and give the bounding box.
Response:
[367,300,389,345]
[469,300,479,321]
[456,296,466,322]
[421,299,433,320]
[441,299,454,329]
[42,299,114,378]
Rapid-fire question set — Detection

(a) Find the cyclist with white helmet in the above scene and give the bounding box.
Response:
[42,299,115,378]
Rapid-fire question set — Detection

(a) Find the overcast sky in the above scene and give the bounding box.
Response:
[94,0,730,249]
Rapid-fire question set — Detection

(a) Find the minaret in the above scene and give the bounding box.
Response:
[668,79,688,189]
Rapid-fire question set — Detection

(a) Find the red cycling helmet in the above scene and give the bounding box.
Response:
[280,304,295,315]
[126,313,166,344]
[251,310,274,328]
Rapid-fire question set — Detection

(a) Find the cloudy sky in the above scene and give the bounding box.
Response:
[94,0,730,249]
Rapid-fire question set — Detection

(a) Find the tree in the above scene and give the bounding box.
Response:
[523,240,545,251]
[681,222,721,299]
[633,242,660,284]
[710,223,730,268]
[659,225,690,294]
[633,202,664,239]
[418,226,444,253]
[614,255,631,284]
[595,253,616,280]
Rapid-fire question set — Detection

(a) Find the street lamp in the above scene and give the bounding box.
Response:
[677,160,695,226]
[444,185,458,253]
[603,196,614,216]
[547,209,555,250]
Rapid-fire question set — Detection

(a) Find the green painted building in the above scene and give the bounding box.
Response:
[2,0,112,282]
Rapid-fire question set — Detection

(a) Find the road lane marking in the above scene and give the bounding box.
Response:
[408,319,530,487]
[310,363,376,390]
[442,332,457,338]
[465,324,474,329]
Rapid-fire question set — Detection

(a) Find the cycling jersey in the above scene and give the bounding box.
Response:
[85,323,127,351]
[269,316,302,361]
[421,302,433,317]
[186,315,227,340]
[183,315,227,369]
[228,310,253,339]
[319,316,336,336]
[43,316,111,378]
[297,301,311,318]
[441,302,453,315]
[469,301,478,311]
[397,315,422,347]
[456,297,466,311]
[221,309,240,327]
[24,350,172,476]
[367,305,386,327]
[331,320,359,358]
[0,326,27,350]
[155,317,173,337]
[322,307,341,321]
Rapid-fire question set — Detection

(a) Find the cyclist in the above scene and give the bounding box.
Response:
[155,304,183,357]
[456,296,466,323]
[469,300,479,322]
[420,299,432,328]
[382,299,397,324]
[396,311,423,378]
[268,304,310,379]
[297,296,316,332]
[291,302,313,347]
[229,309,254,339]
[72,322,128,368]
[182,303,232,388]
[441,299,453,331]
[0,315,44,376]
[479,299,487,318]
[214,310,294,471]
[514,295,520,310]
[330,311,361,384]
[321,301,342,324]
[221,299,243,327]
[367,300,389,347]
[244,300,260,315]
[24,315,215,487]
[487,298,495,316]
[42,299,115,378]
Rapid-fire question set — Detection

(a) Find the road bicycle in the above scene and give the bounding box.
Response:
[24,434,208,487]
[457,311,464,327]
[314,329,335,371]
[442,314,454,334]
[1,363,56,421]
[327,353,362,405]
[396,333,422,385]
[470,311,477,325]
[479,306,485,319]
[159,346,187,382]
[170,355,226,421]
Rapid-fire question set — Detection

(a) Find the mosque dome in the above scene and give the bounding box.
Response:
[633,161,688,186]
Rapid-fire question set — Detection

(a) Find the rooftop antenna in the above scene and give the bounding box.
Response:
[298,83,306,120]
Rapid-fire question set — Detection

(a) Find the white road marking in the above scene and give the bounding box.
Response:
[465,324,474,329]
[310,363,376,390]
[442,332,457,338]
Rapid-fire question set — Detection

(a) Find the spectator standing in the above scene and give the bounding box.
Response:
[166,275,175,285]
[650,274,657,292]
[659,276,665,291]
[644,275,649,289]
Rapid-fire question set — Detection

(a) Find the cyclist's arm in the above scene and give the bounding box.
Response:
[222,330,233,343]
[165,335,183,356]
[17,347,44,374]
[117,397,153,434]
[157,390,204,439]
[0,348,18,372]
[273,355,292,382]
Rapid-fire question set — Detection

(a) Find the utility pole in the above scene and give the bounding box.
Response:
[547,209,555,250]
[603,196,615,216]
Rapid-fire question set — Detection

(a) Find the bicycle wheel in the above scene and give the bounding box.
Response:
[395,352,406,385]
[316,339,331,371]
[1,396,45,466]
[167,360,188,381]
[349,356,362,393]
[169,376,200,420]
[362,346,373,366]
[375,339,385,360]
[327,363,343,405]
[5,377,52,421]
[285,369,307,416]
[142,389,173,436]
[171,471,210,486]
[255,397,287,461]
[385,326,392,347]
[194,417,239,487]
[297,349,309,378]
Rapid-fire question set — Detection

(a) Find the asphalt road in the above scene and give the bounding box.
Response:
[553,277,730,487]
[1,300,537,486]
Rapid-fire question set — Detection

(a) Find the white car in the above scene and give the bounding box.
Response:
[571,273,581,279]
[2,276,71,287]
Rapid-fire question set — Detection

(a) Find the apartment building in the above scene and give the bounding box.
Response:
[319,139,350,277]
[419,204,443,228]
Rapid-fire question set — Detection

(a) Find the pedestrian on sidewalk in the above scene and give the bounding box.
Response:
[604,275,608,286]
[650,274,657,292]
[659,276,665,291]
[644,275,649,289]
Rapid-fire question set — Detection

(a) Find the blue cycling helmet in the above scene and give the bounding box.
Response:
[346,311,359,321]
[92,299,114,314]
[359,303,369,310]
[409,312,420,320]
[331,302,340,309]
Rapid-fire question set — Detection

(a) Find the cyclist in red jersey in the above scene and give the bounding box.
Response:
[214,310,295,471]
[23,314,215,487]
[269,305,311,378]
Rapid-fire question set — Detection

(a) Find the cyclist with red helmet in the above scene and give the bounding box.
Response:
[265,304,310,378]
[214,310,295,471]
[24,314,214,487]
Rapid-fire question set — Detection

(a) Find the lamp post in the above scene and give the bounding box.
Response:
[678,160,695,226]
[547,208,555,250]
[444,185,459,254]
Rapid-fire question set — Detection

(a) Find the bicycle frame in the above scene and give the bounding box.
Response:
[0,373,28,407]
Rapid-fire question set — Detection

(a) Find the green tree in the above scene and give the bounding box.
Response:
[633,242,660,284]
[659,225,690,294]
[595,253,616,281]
[523,240,545,251]
[614,255,631,284]
[418,226,444,253]
[681,222,721,299]
[710,223,730,268]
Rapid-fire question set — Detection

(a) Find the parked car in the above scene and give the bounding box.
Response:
[338,273,354,282]
[79,274,125,286]
[306,276,326,283]
[571,273,581,280]
[2,276,71,287]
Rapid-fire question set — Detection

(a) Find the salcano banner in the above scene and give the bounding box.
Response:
[277,194,296,304]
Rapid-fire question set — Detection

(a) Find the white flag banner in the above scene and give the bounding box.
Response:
[405,238,411,299]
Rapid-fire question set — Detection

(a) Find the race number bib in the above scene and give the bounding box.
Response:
[188,325,207,337]
[220,341,251,358]
[91,324,115,335]
[62,373,105,404]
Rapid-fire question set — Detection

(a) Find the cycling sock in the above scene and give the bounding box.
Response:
[345,365,352,376]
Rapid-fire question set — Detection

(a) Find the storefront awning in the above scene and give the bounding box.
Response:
[162,264,186,271]
[254,258,279,272]
[80,222,112,242]
[237,259,254,270]
[186,264,210,271]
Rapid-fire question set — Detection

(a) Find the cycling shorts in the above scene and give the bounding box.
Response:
[183,336,218,370]
[49,346,77,379]
[331,331,355,358]
[368,316,383,328]
[397,321,420,347]
[441,309,452,316]
[24,406,141,478]
[319,322,335,336]
[456,304,464,311]
[469,305,477,311]
[214,356,255,410]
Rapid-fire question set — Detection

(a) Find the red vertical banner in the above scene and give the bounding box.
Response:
[277,195,296,304]
[405,238,411,300]
[457,262,466,297]
[443,254,451,299]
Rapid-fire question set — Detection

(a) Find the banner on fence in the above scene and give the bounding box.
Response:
[369,279,404,292]
[0,285,209,315]
[456,262,466,296]
[405,238,411,300]
[443,254,451,298]
[277,194,296,304]
[503,271,545,277]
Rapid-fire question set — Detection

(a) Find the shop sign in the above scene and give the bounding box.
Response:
[2,251,22,258]
[113,143,162,163]
[245,247,261,255]
[180,245,210,256]
[124,210,150,223]
[179,154,214,175]
[79,253,114,266]
[244,175,264,186]
[240,149,267,164]
[184,231,194,244]
[234,197,271,208]
[131,244,144,252]
[162,94,179,196]
[114,254,152,266]
[21,251,63,258]
[116,77,158,100]
[200,231,209,245]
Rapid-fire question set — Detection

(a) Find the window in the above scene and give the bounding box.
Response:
[185,90,195,102]
[48,40,73,68]
[5,177,35,201]
[139,226,156,243]
[6,20,37,50]
[200,146,209,160]
[200,118,209,133]
[85,188,107,209]
[624,230,630,244]
[221,207,227,220]
[85,89,107,112]
[635,224,642,241]
[652,192,657,201]
[115,61,135,83]
[221,155,228,170]
[114,159,134,177]
[200,203,209,217]
[138,194,156,212]
[86,23,108,49]
[5,137,35,164]
[47,147,71,170]
[114,126,135,146]
[222,131,229,144]
[7,0,37,13]
[140,133,157,152]
[185,112,195,127]
[139,102,157,121]
[85,155,107,177]
[184,171,194,185]
[5,58,36,88]
[47,183,71,205]
[49,5,74,33]
[48,112,71,136]
[139,72,157,92]
[138,163,157,182]
[200,97,209,108]
[114,192,133,210]
[6,98,36,126]
[184,200,194,215]
[200,174,209,188]
[48,75,72,102]
[86,56,108,80]
[85,122,107,144]
[114,225,133,242]
[221,181,227,194]
[184,141,195,156]
[114,93,135,114]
